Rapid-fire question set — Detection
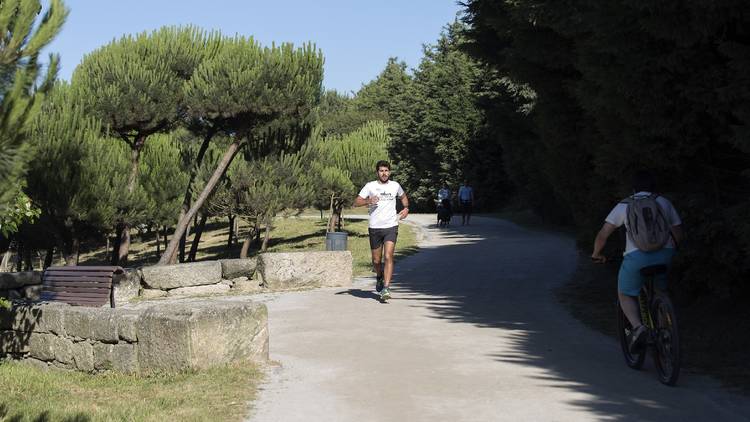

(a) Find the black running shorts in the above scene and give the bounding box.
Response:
[368,226,399,249]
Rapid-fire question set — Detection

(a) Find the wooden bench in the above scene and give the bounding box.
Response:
[41,266,125,307]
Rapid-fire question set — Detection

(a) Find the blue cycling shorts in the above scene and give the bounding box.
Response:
[617,248,676,296]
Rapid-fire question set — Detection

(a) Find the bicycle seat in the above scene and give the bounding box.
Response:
[640,264,667,277]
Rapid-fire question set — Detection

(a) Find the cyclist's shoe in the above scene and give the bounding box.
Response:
[380,287,392,302]
[375,275,384,293]
[628,324,647,353]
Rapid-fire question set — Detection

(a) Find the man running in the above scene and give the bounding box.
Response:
[354,160,409,301]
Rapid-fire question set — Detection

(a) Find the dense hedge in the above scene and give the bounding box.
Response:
[462,1,750,301]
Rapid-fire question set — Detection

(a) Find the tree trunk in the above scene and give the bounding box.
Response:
[23,246,33,270]
[160,138,245,265]
[117,225,130,266]
[118,135,146,266]
[188,213,208,262]
[169,129,216,265]
[227,215,235,249]
[155,225,161,259]
[43,246,54,269]
[261,216,272,252]
[240,226,254,258]
[327,194,337,232]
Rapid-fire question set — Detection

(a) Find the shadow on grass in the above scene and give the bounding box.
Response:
[0,403,91,422]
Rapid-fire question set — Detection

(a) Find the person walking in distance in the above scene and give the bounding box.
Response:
[591,170,684,352]
[354,160,409,302]
[458,180,474,225]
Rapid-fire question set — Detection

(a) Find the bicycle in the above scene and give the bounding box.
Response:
[616,263,681,386]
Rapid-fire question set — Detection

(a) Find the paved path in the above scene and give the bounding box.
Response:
[247,214,750,421]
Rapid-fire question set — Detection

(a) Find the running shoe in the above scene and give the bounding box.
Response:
[375,275,384,293]
[380,287,391,301]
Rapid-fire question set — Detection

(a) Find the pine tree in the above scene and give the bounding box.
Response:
[72,25,220,265]
[0,0,67,225]
[159,36,323,264]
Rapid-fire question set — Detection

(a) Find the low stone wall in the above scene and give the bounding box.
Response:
[1,252,353,304]
[0,299,268,373]
[257,251,353,290]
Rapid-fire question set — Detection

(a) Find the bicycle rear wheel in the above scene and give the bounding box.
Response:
[617,299,646,369]
[651,294,681,385]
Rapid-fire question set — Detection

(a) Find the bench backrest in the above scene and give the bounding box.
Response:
[41,266,125,307]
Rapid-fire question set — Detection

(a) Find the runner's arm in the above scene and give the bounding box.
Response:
[398,193,410,219]
[354,194,377,207]
[591,222,617,262]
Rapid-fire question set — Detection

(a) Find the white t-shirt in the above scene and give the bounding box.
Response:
[438,188,450,201]
[605,192,682,255]
[358,180,404,229]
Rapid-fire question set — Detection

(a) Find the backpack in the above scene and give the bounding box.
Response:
[622,194,671,251]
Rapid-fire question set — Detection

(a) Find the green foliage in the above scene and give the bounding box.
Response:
[316,90,374,137]
[0,189,39,237]
[25,83,134,247]
[185,36,323,142]
[139,131,191,227]
[72,26,220,142]
[0,0,67,222]
[462,0,750,300]
[301,121,389,230]
[387,22,504,210]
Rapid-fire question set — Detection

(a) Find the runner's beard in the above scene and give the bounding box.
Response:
[379,174,389,183]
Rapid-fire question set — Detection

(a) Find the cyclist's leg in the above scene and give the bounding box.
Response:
[652,248,676,292]
[618,251,646,327]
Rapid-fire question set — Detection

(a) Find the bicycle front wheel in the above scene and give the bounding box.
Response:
[617,299,646,369]
[651,294,681,386]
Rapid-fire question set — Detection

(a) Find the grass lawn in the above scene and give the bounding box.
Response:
[1,216,420,421]
[0,361,262,421]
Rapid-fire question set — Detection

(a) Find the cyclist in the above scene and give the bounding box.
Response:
[437,183,452,223]
[591,170,684,352]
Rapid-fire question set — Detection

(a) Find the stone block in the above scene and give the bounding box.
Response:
[0,271,42,290]
[0,330,30,354]
[232,278,263,294]
[140,289,168,300]
[23,285,42,300]
[71,341,94,372]
[63,307,118,343]
[258,251,353,290]
[93,343,113,370]
[136,300,268,372]
[29,334,73,364]
[141,261,222,290]
[112,343,138,373]
[167,283,230,297]
[219,258,258,280]
[0,304,43,332]
[113,268,141,306]
[116,311,139,343]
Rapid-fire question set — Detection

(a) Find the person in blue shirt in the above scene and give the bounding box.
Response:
[457,180,474,225]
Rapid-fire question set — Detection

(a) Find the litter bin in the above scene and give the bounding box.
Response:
[325,231,348,251]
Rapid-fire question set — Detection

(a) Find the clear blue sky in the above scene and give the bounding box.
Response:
[43,0,464,94]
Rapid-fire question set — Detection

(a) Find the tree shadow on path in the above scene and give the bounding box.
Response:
[388,217,750,422]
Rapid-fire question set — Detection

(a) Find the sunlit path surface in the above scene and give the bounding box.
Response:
[247,214,750,421]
